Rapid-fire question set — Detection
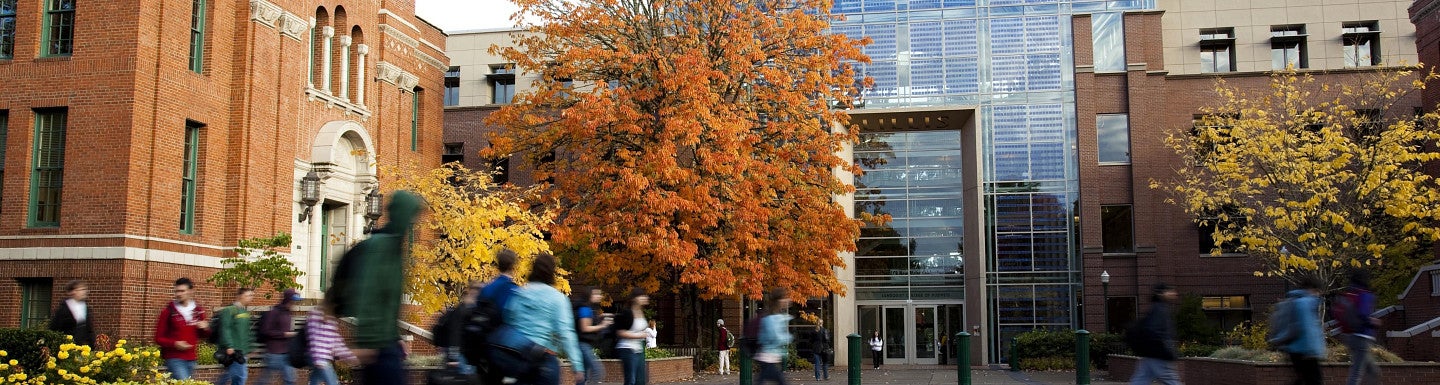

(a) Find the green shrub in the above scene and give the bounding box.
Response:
[195,343,217,366]
[1178,343,1221,358]
[0,328,66,374]
[644,347,676,360]
[1224,322,1270,351]
[1013,329,1125,370]
[1208,346,1281,362]
[1021,356,1079,371]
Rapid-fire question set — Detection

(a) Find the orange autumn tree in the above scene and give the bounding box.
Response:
[486,0,873,301]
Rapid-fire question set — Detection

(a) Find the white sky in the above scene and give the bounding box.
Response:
[415,0,522,32]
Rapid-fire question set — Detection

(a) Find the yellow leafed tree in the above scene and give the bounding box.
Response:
[1155,67,1440,289]
[386,163,561,316]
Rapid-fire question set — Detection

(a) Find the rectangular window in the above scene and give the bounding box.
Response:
[1201,296,1249,310]
[0,111,7,213]
[30,109,66,227]
[1342,21,1381,67]
[1270,25,1307,70]
[180,122,200,234]
[1197,207,1244,255]
[1199,28,1235,73]
[1101,205,1134,254]
[1431,272,1438,296]
[1097,114,1130,164]
[43,0,75,57]
[443,66,460,106]
[0,0,16,59]
[19,278,53,328]
[489,64,516,104]
[1091,13,1126,73]
[411,89,420,152]
[442,142,463,165]
[188,0,206,73]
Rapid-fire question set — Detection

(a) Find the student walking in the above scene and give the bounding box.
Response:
[1280,277,1327,385]
[715,319,734,375]
[501,252,586,385]
[306,302,358,385]
[573,287,611,385]
[258,289,302,385]
[756,288,793,385]
[478,248,521,385]
[869,331,883,369]
[1339,271,1381,385]
[341,190,423,385]
[811,324,831,381]
[1127,283,1181,385]
[215,287,257,385]
[155,277,210,380]
[615,289,651,385]
[50,280,95,347]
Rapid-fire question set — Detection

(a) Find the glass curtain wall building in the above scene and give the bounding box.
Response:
[833,0,1155,362]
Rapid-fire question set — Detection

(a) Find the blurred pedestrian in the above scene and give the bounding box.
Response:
[502,252,585,385]
[257,289,302,385]
[50,280,94,347]
[573,287,611,385]
[756,288,793,385]
[155,277,210,380]
[1127,283,1180,385]
[716,319,734,375]
[615,288,651,385]
[1282,277,1327,385]
[214,287,256,385]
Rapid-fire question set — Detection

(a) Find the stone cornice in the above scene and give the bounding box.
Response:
[279,13,308,41]
[413,50,448,72]
[249,0,283,28]
[380,24,419,48]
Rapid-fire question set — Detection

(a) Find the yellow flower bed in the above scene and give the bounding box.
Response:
[0,336,206,385]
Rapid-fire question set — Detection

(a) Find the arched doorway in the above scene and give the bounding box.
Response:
[296,120,377,297]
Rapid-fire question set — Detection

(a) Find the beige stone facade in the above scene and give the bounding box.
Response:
[1161,0,1417,74]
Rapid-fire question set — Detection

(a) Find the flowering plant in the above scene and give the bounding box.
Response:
[0,335,199,384]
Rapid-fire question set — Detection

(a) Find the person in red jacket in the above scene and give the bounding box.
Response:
[154,277,210,380]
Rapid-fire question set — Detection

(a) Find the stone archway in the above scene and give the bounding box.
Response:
[295,120,377,297]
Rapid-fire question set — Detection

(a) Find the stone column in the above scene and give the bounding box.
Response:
[355,44,369,106]
[339,35,352,101]
[321,26,335,94]
[307,18,316,88]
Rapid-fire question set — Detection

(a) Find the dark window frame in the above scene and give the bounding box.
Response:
[1199,27,1236,73]
[1270,25,1307,70]
[19,278,53,328]
[42,0,75,57]
[1101,204,1135,254]
[188,0,206,73]
[1097,114,1131,164]
[0,0,16,59]
[180,121,201,234]
[488,64,516,105]
[1342,21,1381,67]
[30,108,66,227]
[443,66,460,106]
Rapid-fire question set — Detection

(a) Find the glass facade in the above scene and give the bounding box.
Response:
[834,0,1155,361]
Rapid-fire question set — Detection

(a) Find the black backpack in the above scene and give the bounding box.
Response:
[741,316,763,359]
[254,309,271,343]
[288,322,312,368]
[459,296,504,365]
[574,305,602,346]
[207,307,225,345]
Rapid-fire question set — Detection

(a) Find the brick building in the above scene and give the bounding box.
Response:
[0,0,447,342]
[441,0,1427,365]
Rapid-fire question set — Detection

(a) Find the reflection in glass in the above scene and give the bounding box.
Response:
[1091,13,1126,72]
[1097,114,1131,163]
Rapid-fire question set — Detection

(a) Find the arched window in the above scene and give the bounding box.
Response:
[349,26,365,103]
[331,6,347,96]
[311,7,329,88]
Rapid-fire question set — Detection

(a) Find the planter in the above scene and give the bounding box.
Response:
[1107,355,1440,385]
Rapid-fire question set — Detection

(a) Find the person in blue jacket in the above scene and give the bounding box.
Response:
[1282,277,1327,385]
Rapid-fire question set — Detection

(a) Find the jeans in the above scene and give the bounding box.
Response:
[1128,358,1181,385]
[309,361,340,385]
[1345,335,1379,385]
[216,359,250,385]
[619,348,648,385]
[164,358,196,380]
[518,355,560,385]
[1289,353,1322,385]
[717,350,730,374]
[359,342,407,385]
[259,353,297,385]
[811,352,828,380]
[575,342,604,385]
[871,350,881,368]
[758,362,787,385]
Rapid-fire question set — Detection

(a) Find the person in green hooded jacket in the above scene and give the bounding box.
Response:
[346,190,423,385]
[214,287,255,385]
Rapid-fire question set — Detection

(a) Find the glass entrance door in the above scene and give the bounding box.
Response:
[860,304,954,365]
[913,306,939,364]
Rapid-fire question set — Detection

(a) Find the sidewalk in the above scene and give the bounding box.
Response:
[660,367,1128,385]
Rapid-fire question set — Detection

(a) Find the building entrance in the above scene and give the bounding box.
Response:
[858,303,964,365]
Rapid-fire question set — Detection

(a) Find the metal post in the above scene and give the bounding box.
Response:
[1102,281,1110,333]
[1076,330,1091,385]
[956,332,971,385]
[847,333,861,385]
[740,339,753,385]
[1008,337,1019,371]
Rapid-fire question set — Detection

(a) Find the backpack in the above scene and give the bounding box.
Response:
[207,307,225,345]
[431,306,461,348]
[459,296,504,366]
[255,309,271,343]
[741,316,763,359]
[574,304,602,346]
[1330,291,1366,334]
[287,322,312,368]
[1267,298,1298,347]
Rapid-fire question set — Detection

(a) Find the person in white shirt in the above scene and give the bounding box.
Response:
[49,280,94,346]
[645,320,658,349]
[869,331,884,369]
[615,289,650,385]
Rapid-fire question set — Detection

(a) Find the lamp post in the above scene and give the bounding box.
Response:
[363,187,383,233]
[297,171,321,222]
[1100,270,1110,333]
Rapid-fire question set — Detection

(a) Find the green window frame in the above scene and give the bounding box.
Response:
[19,278,53,328]
[411,89,420,151]
[0,111,8,213]
[42,0,75,57]
[180,122,200,234]
[30,109,66,227]
[0,0,17,59]
[188,0,205,72]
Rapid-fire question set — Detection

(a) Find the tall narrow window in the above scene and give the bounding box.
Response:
[180,122,200,234]
[0,0,16,59]
[43,0,75,56]
[444,66,460,106]
[0,111,7,211]
[1270,25,1307,70]
[1199,28,1235,73]
[19,278,53,328]
[30,109,66,227]
[411,89,420,151]
[189,0,205,72]
[1091,13,1126,73]
[1097,114,1130,164]
[1342,21,1381,67]
[1101,205,1134,254]
[488,64,516,104]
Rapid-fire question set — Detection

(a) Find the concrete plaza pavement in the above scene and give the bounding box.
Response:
[661,366,1129,385]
